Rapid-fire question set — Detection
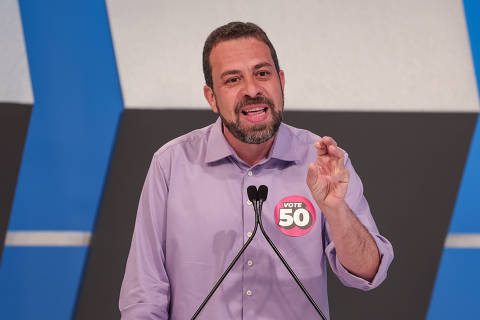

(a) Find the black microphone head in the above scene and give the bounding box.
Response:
[247,185,259,202]
[258,185,268,202]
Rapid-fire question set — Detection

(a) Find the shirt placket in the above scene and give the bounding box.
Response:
[241,166,258,319]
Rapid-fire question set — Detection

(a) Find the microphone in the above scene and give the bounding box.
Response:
[258,185,268,202]
[191,186,260,319]
[257,185,268,223]
[247,185,259,206]
[256,185,327,320]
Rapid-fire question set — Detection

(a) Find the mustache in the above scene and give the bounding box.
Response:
[235,96,275,114]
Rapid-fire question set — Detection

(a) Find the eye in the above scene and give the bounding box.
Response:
[225,77,240,84]
[257,70,271,78]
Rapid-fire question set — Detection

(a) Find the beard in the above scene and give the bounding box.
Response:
[218,95,283,144]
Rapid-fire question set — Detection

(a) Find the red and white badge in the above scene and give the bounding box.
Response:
[274,195,316,237]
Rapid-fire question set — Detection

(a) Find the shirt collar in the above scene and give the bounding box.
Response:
[269,122,302,163]
[205,117,301,164]
[205,117,235,163]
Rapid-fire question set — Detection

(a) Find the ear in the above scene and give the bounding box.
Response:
[204,85,218,113]
[279,70,285,91]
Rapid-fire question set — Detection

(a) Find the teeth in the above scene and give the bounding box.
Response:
[246,110,266,117]
[246,107,265,112]
[241,106,267,116]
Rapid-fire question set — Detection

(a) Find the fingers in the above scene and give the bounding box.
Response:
[314,136,344,159]
[327,144,344,159]
[314,136,337,153]
[314,140,328,156]
[322,136,337,147]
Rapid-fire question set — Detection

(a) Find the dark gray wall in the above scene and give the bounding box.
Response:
[0,103,32,260]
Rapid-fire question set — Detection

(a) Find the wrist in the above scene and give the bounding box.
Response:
[319,199,349,220]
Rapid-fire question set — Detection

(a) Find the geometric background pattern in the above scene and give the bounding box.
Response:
[427,1,480,319]
[1,0,479,319]
[1,0,122,319]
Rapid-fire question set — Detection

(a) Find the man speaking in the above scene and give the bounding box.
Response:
[119,22,393,319]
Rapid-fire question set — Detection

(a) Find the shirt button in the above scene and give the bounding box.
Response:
[247,260,253,266]
[247,200,252,205]
[246,290,252,296]
[247,171,253,176]
[247,231,252,238]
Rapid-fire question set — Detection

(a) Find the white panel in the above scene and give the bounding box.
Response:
[445,233,480,248]
[0,0,33,104]
[5,231,91,246]
[107,0,479,112]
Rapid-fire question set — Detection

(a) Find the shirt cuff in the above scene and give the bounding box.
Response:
[325,233,394,291]
[120,302,169,320]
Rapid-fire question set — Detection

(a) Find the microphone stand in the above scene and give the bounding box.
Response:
[191,185,327,320]
[257,186,327,320]
[191,187,260,319]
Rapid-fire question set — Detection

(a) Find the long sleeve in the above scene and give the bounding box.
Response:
[324,154,394,291]
[119,155,171,319]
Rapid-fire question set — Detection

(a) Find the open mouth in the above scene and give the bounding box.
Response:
[241,106,268,117]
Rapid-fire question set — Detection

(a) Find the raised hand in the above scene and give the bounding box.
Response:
[306,136,349,210]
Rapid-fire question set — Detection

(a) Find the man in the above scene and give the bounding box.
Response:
[120,22,393,319]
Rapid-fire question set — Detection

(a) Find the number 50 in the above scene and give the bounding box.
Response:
[278,208,313,229]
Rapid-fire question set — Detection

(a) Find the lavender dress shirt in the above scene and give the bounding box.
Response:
[119,118,394,320]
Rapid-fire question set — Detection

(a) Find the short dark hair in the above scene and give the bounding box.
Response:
[202,22,280,89]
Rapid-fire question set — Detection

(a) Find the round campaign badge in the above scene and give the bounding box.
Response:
[274,195,316,237]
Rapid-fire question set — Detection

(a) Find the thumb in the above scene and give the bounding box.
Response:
[306,162,318,190]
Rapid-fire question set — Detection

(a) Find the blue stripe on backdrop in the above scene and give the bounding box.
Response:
[448,0,480,233]
[427,250,480,319]
[449,116,480,232]
[0,247,88,319]
[427,1,480,319]
[8,0,123,230]
[0,0,123,319]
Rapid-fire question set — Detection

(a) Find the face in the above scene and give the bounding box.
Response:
[204,37,285,144]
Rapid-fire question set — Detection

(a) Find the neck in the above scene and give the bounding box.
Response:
[223,125,276,167]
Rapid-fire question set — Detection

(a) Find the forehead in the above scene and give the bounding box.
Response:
[209,37,273,75]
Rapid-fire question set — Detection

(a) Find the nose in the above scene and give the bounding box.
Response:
[242,76,262,98]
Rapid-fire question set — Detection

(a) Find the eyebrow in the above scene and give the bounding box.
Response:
[220,70,241,78]
[219,62,274,79]
[254,62,273,70]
